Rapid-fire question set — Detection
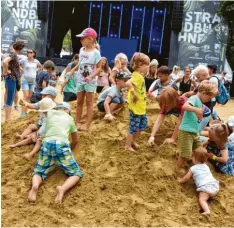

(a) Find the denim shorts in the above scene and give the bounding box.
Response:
[21,80,35,91]
[129,110,147,134]
[77,82,96,93]
[97,97,124,112]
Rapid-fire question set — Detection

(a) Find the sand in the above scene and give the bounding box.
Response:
[1,82,234,226]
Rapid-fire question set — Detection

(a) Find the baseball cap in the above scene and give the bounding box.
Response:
[38,98,56,112]
[76,28,97,39]
[227,116,234,128]
[40,87,57,97]
[55,102,71,111]
[116,71,131,80]
[207,64,217,71]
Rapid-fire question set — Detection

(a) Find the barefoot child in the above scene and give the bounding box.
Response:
[177,80,218,168]
[148,87,187,146]
[28,102,83,203]
[16,87,57,140]
[125,52,150,151]
[10,98,56,159]
[75,27,102,131]
[97,71,130,121]
[178,147,219,215]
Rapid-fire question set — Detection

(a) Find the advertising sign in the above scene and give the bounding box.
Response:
[1,0,47,56]
[169,1,228,73]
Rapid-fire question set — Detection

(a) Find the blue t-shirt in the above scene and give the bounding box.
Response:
[76,47,102,85]
[97,86,123,104]
[35,70,51,92]
[179,95,203,133]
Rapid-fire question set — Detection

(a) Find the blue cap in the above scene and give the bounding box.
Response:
[40,87,57,97]
[55,102,71,111]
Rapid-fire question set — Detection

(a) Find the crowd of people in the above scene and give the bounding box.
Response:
[1,27,234,213]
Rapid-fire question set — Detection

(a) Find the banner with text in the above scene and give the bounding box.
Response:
[1,0,47,56]
[169,1,228,73]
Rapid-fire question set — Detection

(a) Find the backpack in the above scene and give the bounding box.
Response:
[211,76,230,105]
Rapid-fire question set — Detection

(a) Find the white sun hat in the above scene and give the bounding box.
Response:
[38,97,56,112]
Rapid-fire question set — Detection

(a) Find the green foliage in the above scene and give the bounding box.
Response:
[62,30,72,54]
[217,1,234,69]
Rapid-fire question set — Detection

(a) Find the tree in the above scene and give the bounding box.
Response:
[217,1,234,70]
[62,30,72,54]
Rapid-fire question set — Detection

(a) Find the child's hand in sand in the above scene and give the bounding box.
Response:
[148,136,155,146]
[104,113,116,121]
[164,138,176,144]
[19,99,26,106]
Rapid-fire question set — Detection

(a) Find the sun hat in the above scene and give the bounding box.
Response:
[48,80,57,86]
[76,28,97,39]
[55,102,71,111]
[150,59,159,67]
[40,87,57,97]
[227,116,234,128]
[116,71,131,80]
[38,98,56,112]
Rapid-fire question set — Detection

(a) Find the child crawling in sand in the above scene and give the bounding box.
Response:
[9,97,56,159]
[178,147,219,215]
[28,102,83,203]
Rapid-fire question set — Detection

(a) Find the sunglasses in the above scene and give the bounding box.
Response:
[27,51,33,54]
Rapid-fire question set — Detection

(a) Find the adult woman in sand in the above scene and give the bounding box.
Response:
[145,59,158,91]
[2,40,25,122]
[20,48,42,117]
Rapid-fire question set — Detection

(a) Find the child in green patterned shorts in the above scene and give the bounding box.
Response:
[177,80,218,168]
[28,102,83,203]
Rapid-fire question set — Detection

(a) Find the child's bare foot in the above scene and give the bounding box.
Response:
[201,211,210,215]
[9,144,16,148]
[79,124,89,131]
[76,123,82,130]
[28,185,39,202]
[15,133,22,139]
[55,186,65,204]
[23,153,34,160]
[125,146,135,152]
[132,142,140,149]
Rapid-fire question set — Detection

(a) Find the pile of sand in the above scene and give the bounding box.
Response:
[2,99,234,226]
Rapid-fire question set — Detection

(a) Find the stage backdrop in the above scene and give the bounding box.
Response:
[1,0,47,56]
[168,1,228,73]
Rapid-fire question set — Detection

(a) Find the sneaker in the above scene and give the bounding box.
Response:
[14,105,19,111]
[1,105,6,110]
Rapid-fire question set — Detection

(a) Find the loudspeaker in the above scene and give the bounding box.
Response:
[37,1,49,21]
[171,1,184,32]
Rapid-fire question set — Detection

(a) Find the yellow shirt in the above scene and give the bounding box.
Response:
[128,71,146,115]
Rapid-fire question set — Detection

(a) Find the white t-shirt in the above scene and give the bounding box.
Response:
[209,75,219,102]
[76,47,102,85]
[20,58,40,83]
[190,163,217,188]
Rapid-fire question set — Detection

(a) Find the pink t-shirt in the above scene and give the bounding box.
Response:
[97,69,110,87]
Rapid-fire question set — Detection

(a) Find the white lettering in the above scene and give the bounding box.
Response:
[20,9,28,19]
[12,8,20,18]
[6,0,14,7]
[202,12,211,23]
[185,12,192,22]
[197,34,205,43]
[25,19,34,29]
[187,33,197,44]
[35,20,41,29]
[194,12,202,22]
[29,10,37,20]
[212,14,221,23]
[184,22,193,32]
[178,32,187,42]
[21,0,30,9]
[31,0,37,9]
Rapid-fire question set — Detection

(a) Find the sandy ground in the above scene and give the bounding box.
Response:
[1,81,234,226]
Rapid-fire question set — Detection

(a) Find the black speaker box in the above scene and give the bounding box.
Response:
[37,1,49,21]
[171,1,184,32]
